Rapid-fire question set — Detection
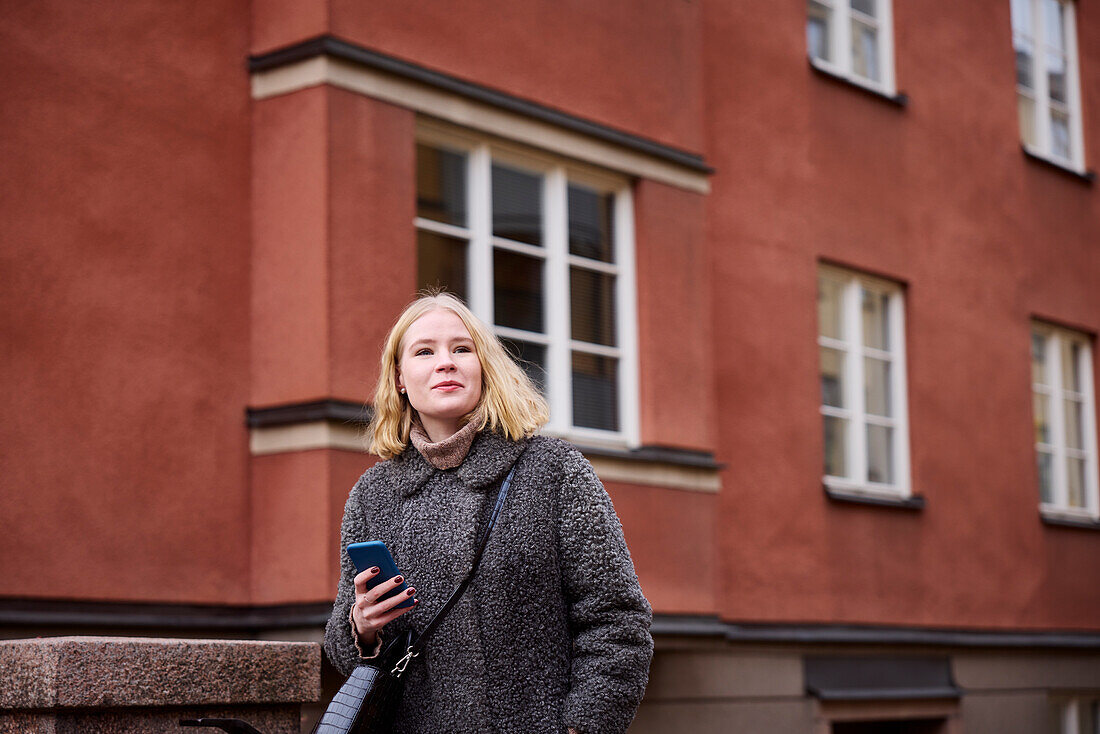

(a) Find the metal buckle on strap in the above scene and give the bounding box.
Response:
[391,647,418,677]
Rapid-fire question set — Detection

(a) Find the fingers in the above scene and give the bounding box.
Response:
[352,585,418,638]
[353,567,381,595]
[363,574,407,605]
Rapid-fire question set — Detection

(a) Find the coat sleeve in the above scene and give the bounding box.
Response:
[557,449,654,734]
[323,475,371,678]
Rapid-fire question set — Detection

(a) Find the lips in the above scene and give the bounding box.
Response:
[432,381,463,390]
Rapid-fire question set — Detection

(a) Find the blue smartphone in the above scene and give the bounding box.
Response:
[346,540,415,609]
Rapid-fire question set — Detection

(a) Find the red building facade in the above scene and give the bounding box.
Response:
[2,1,1099,732]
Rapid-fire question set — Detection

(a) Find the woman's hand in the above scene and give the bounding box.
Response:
[351,567,418,646]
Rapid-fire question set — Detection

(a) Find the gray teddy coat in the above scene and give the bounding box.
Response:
[323,430,653,734]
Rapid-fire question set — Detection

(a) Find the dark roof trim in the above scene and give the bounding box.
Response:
[805,655,960,701]
[652,614,1100,650]
[824,485,926,511]
[0,598,331,631]
[249,35,714,175]
[1041,513,1100,531]
[247,399,370,427]
[809,57,909,107]
[1022,146,1097,184]
[5,602,1100,649]
[246,399,721,469]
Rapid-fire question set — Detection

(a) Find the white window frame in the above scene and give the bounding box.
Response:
[1012,0,1087,171]
[818,265,911,499]
[1031,322,1099,520]
[807,0,898,96]
[415,120,640,448]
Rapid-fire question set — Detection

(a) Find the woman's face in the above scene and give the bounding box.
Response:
[396,309,483,437]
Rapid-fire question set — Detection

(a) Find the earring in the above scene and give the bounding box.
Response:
[399,387,406,394]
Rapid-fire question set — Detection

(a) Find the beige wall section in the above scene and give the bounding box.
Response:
[248,425,720,492]
[954,650,1100,689]
[632,699,815,734]
[251,58,710,194]
[959,692,1051,734]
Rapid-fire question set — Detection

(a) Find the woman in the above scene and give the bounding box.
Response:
[323,292,653,734]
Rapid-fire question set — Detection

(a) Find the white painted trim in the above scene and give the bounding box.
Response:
[1032,323,1099,517]
[1015,0,1086,171]
[417,132,640,446]
[248,424,716,491]
[545,165,573,434]
[585,455,720,493]
[615,186,641,448]
[810,0,897,95]
[818,266,910,496]
[250,423,365,455]
[252,57,709,194]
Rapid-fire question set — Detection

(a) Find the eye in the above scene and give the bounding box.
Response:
[454,345,472,353]
[415,348,432,356]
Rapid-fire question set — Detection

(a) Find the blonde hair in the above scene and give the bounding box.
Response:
[368,291,550,459]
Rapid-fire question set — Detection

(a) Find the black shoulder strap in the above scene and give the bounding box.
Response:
[405,447,525,659]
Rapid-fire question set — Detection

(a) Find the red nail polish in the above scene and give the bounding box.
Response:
[394,576,403,583]
[406,588,415,596]
[369,567,379,574]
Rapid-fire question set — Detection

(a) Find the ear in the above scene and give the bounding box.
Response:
[395,368,405,393]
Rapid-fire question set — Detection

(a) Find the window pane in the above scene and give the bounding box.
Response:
[1064,398,1084,450]
[416,144,467,227]
[820,347,846,408]
[1051,110,1071,160]
[1031,332,1048,384]
[851,19,880,82]
[1044,0,1066,51]
[867,424,894,484]
[861,288,889,350]
[1037,450,1054,503]
[572,352,619,431]
[1060,339,1081,392]
[1048,52,1068,104]
[1011,0,1032,36]
[570,267,617,346]
[1018,93,1037,146]
[851,0,876,17]
[492,163,542,246]
[500,338,547,394]
[1067,456,1086,508]
[823,415,848,477]
[1034,393,1051,444]
[818,275,844,340]
[417,230,468,302]
[568,184,614,262]
[493,249,544,332]
[865,357,892,417]
[1015,37,1035,89]
[807,1,832,62]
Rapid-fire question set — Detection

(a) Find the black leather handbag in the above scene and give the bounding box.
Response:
[310,452,524,734]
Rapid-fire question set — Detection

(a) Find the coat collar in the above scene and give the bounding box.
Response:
[393,429,528,497]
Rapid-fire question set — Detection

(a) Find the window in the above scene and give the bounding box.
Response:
[415,124,639,445]
[1052,697,1100,734]
[807,0,897,93]
[1031,323,1098,519]
[1011,0,1086,170]
[817,267,910,497]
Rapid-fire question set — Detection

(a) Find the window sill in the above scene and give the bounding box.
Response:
[1040,510,1100,530]
[1022,146,1096,184]
[824,484,925,510]
[808,58,908,108]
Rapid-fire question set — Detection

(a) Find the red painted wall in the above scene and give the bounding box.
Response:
[252,0,706,153]
[2,0,1097,636]
[704,0,1100,629]
[0,2,253,603]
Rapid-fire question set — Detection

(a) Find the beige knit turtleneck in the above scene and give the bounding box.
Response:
[409,417,479,469]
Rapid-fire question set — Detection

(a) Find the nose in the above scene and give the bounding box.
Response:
[435,352,456,371]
